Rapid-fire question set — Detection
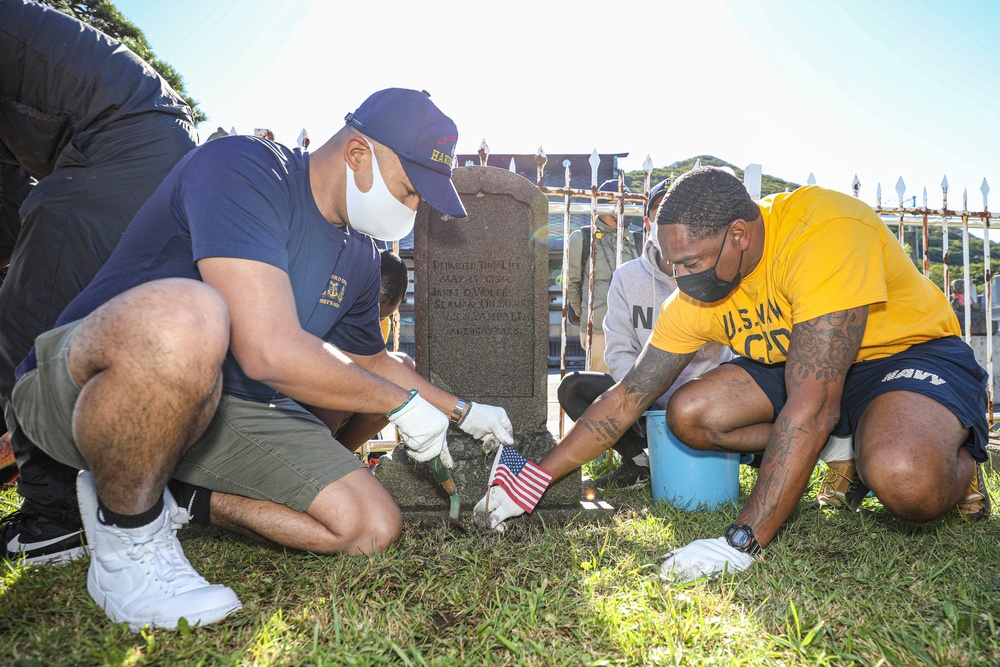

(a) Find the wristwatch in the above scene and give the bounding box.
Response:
[451,399,469,424]
[724,523,762,557]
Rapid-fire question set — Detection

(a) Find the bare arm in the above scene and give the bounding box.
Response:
[197,257,411,415]
[347,348,463,416]
[738,306,868,546]
[540,343,695,480]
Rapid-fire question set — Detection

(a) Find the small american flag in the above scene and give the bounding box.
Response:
[489,445,552,513]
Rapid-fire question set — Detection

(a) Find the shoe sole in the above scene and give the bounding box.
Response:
[88,579,243,631]
[121,599,244,632]
[21,544,87,566]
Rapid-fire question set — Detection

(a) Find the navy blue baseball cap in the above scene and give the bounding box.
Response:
[646,178,670,220]
[345,88,467,217]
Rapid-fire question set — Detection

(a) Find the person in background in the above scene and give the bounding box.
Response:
[951,279,969,308]
[558,179,731,489]
[567,179,641,373]
[0,0,199,564]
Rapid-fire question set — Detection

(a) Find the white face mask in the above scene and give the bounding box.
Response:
[345,139,416,241]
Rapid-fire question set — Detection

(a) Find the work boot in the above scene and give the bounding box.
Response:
[78,471,242,631]
[955,464,992,521]
[814,459,856,508]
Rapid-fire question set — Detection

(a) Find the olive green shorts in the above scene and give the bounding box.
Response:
[12,320,366,512]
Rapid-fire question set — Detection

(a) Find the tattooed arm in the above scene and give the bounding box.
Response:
[736,306,868,546]
[539,343,695,481]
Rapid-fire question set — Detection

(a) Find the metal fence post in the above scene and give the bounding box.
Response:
[584,149,600,371]
[961,189,972,342]
[559,157,571,438]
[982,179,993,422]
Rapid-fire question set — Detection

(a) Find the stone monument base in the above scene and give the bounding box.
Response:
[987,438,1000,474]
[373,430,614,526]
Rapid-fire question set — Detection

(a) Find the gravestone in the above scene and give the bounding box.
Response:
[951,301,997,336]
[374,166,591,523]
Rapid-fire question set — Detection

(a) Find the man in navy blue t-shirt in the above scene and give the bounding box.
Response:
[10,88,514,631]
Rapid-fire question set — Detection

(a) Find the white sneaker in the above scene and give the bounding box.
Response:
[77,471,242,631]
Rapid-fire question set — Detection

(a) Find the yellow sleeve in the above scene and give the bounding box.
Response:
[380,316,391,344]
[782,217,888,325]
[648,291,718,355]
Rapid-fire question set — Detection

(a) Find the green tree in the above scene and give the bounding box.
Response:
[625,155,800,197]
[921,223,1000,290]
[39,0,205,124]
[624,158,1000,296]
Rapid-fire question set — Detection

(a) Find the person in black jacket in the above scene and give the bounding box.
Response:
[0,0,198,564]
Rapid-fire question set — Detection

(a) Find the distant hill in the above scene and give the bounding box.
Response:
[620,156,1000,291]
[623,155,800,197]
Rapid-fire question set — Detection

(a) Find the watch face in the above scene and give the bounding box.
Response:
[729,527,750,548]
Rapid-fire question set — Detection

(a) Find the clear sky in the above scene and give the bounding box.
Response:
[114,0,999,209]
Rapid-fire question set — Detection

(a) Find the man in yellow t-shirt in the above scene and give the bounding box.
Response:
[474,167,990,581]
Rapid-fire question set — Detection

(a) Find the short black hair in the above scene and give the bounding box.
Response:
[379,249,408,316]
[655,166,759,241]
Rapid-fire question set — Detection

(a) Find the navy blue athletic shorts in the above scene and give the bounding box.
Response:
[727,336,989,462]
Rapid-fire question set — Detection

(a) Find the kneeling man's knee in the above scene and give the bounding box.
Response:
[665,387,711,448]
[862,455,951,522]
[312,488,402,555]
[364,504,402,553]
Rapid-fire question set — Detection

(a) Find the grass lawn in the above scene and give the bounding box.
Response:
[2,463,999,666]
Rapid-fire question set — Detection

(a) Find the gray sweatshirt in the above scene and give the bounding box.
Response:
[602,237,733,409]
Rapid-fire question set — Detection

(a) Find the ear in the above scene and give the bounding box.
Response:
[730,219,749,250]
[344,135,371,173]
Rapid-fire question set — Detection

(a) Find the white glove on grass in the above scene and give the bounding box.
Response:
[473,485,525,532]
[659,537,755,583]
[459,403,514,452]
[387,391,448,463]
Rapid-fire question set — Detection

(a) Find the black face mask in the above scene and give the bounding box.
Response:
[674,227,744,303]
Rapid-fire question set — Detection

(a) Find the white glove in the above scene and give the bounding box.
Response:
[386,391,448,463]
[458,402,514,452]
[473,484,525,532]
[658,537,755,583]
[436,444,454,469]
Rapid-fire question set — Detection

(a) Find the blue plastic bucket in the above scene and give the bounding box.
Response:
[645,410,744,510]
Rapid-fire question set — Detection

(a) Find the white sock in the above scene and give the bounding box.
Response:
[632,452,650,467]
[819,435,854,463]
